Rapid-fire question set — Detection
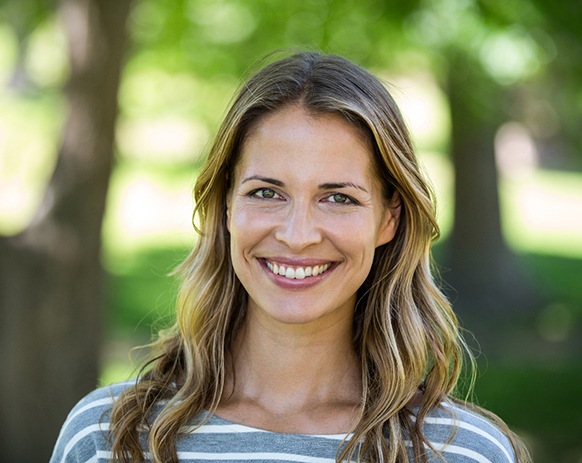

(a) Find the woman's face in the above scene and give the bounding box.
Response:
[227,105,399,331]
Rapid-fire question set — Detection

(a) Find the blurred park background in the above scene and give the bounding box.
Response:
[0,0,581,461]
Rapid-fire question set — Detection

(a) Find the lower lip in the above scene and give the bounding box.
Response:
[260,260,334,289]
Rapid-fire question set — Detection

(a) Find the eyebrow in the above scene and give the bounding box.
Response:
[241,176,369,193]
[241,175,284,186]
[319,182,369,194]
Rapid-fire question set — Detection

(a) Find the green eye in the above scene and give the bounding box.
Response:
[254,188,277,199]
[329,193,350,203]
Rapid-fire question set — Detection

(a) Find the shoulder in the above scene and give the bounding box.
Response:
[417,399,517,463]
[49,381,136,463]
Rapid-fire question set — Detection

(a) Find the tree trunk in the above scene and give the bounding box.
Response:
[444,54,537,352]
[0,0,132,461]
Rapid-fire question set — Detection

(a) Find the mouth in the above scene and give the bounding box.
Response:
[264,259,333,280]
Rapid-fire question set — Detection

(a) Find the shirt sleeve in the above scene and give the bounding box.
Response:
[49,382,132,463]
[419,401,517,463]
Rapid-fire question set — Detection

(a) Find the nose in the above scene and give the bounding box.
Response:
[274,201,322,251]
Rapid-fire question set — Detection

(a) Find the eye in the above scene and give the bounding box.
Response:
[251,188,280,200]
[326,193,352,204]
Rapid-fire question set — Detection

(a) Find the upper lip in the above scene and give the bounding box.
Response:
[261,257,336,267]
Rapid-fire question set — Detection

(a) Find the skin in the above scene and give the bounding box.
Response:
[218,105,400,434]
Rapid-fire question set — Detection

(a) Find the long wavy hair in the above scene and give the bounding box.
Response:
[109,51,530,462]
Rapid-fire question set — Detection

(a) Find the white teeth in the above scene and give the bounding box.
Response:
[265,260,332,280]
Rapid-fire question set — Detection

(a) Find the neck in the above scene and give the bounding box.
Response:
[218,308,362,431]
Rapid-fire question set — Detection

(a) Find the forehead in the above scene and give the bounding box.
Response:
[235,106,378,182]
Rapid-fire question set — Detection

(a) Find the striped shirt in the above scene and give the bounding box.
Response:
[50,381,516,463]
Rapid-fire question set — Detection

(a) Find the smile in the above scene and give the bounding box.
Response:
[265,260,332,280]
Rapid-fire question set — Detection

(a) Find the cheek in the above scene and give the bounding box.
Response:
[327,217,380,258]
[231,206,264,230]
[229,207,273,250]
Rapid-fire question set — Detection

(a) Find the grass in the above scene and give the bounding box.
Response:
[473,363,582,463]
[521,253,582,315]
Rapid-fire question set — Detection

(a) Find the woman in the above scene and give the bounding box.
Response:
[51,51,530,463]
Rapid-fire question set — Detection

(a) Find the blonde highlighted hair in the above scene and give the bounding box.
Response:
[109,51,530,462]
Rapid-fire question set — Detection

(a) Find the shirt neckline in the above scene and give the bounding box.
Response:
[202,410,354,439]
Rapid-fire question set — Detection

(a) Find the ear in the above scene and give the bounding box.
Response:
[375,191,401,247]
[225,189,232,233]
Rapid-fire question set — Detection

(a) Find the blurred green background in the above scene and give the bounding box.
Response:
[1,0,581,461]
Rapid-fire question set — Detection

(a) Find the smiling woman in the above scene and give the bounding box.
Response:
[226,106,398,329]
[50,52,531,463]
